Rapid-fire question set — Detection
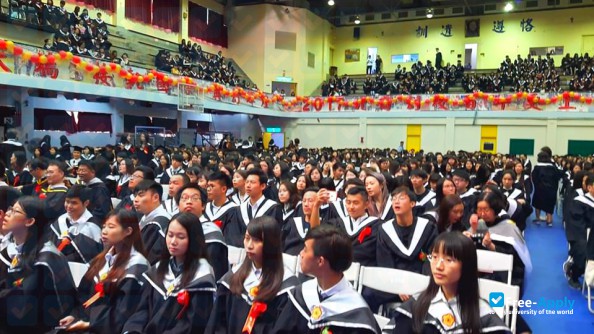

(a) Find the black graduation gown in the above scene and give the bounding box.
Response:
[413,190,436,216]
[376,217,438,273]
[140,207,172,264]
[565,194,594,274]
[282,216,310,256]
[325,215,381,267]
[531,162,563,214]
[274,278,380,334]
[12,169,33,187]
[42,184,69,220]
[502,187,532,231]
[73,250,149,334]
[205,268,299,334]
[47,211,102,264]
[224,198,281,247]
[122,258,216,334]
[86,178,113,223]
[0,242,77,333]
[200,200,238,231]
[159,167,185,185]
[459,188,479,229]
[136,144,154,167]
[202,221,229,281]
[385,293,511,334]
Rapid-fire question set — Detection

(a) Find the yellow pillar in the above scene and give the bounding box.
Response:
[114,0,126,27]
[406,125,422,152]
[480,125,498,153]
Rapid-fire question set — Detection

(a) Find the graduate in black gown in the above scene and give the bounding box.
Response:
[115,166,155,219]
[133,180,172,264]
[48,185,102,264]
[385,232,511,334]
[177,184,229,281]
[77,160,112,224]
[224,168,281,247]
[499,170,532,232]
[123,212,216,334]
[452,170,479,229]
[202,171,237,230]
[0,196,77,333]
[275,225,381,334]
[312,186,381,267]
[277,180,301,225]
[206,216,299,334]
[531,150,563,226]
[58,209,150,333]
[283,187,318,255]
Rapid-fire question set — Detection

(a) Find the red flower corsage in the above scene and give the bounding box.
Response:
[242,301,268,334]
[214,220,223,229]
[12,278,23,287]
[57,237,71,252]
[176,290,190,319]
[83,282,105,308]
[34,183,42,194]
[418,251,427,262]
[358,226,372,244]
[39,192,47,199]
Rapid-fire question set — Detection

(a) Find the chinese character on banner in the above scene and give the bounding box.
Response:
[441,24,453,37]
[521,18,534,32]
[416,26,428,38]
[492,20,505,33]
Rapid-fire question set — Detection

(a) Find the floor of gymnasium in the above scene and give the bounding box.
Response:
[523,211,594,332]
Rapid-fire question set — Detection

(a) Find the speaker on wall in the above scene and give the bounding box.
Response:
[353,27,360,39]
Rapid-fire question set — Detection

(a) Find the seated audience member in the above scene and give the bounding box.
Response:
[312,185,380,267]
[77,160,112,223]
[0,196,77,332]
[160,154,185,185]
[282,187,318,255]
[59,209,149,333]
[385,232,511,334]
[41,160,70,220]
[177,184,228,281]
[48,185,102,264]
[123,212,216,333]
[202,171,237,228]
[134,180,172,264]
[436,194,465,233]
[116,166,154,215]
[276,225,381,333]
[205,216,299,333]
[365,172,394,221]
[162,173,189,215]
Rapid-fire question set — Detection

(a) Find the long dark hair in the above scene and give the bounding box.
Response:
[436,194,464,233]
[230,216,283,302]
[85,209,146,283]
[279,180,300,210]
[157,212,208,288]
[435,177,454,205]
[16,197,50,272]
[412,232,481,334]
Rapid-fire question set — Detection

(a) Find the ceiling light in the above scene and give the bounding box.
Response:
[504,2,513,11]
[328,0,335,6]
[354,16,360,24]
[426,9,433,19]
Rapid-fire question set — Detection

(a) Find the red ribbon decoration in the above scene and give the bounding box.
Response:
[176,290,190,320]
[83,282,105,308]
[57,237,71,252]
[358,226,372,244]
[242,301,268,334]
[214,220,223,229]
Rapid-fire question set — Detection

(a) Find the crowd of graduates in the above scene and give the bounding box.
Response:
[0,126,592,333]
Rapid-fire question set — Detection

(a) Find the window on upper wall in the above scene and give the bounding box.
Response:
[391,54,420,63]
[34,109,76,133]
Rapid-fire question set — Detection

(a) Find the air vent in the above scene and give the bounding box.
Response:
[398,11,408,18]
[434,8,444,15]
[348,16,357,22]
[484,4,496,11]
[452,7,464,14]
[365,14,375,21]
[547,0,560,5]
[526,0,538,8]
[569,0,582,3]
[415,9,425,17]
[381,12,391,20]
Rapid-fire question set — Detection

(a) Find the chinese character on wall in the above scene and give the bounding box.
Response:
[441,24,453,37]
[416,25,428,38]
[492,20,505,33]
[521,18,534,32]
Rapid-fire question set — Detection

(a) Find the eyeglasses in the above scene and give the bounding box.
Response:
[6,206,26,216]
[427,254,459,266]
[180,195,202,203]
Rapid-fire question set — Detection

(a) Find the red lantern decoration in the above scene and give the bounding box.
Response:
[0,40,6,50]
[13,46,23,56]
[72,56,81,64]
[30,54,40,64]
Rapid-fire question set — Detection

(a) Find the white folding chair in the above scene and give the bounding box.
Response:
[111,197,121,208]
[357,266,430,296]
[479,278,519,334]
[374,314,390,331]
[477,249,514,285]
[344,262,361,289]
[227,246,245,268]
[282,253,298,274]
[68,262,89,287]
